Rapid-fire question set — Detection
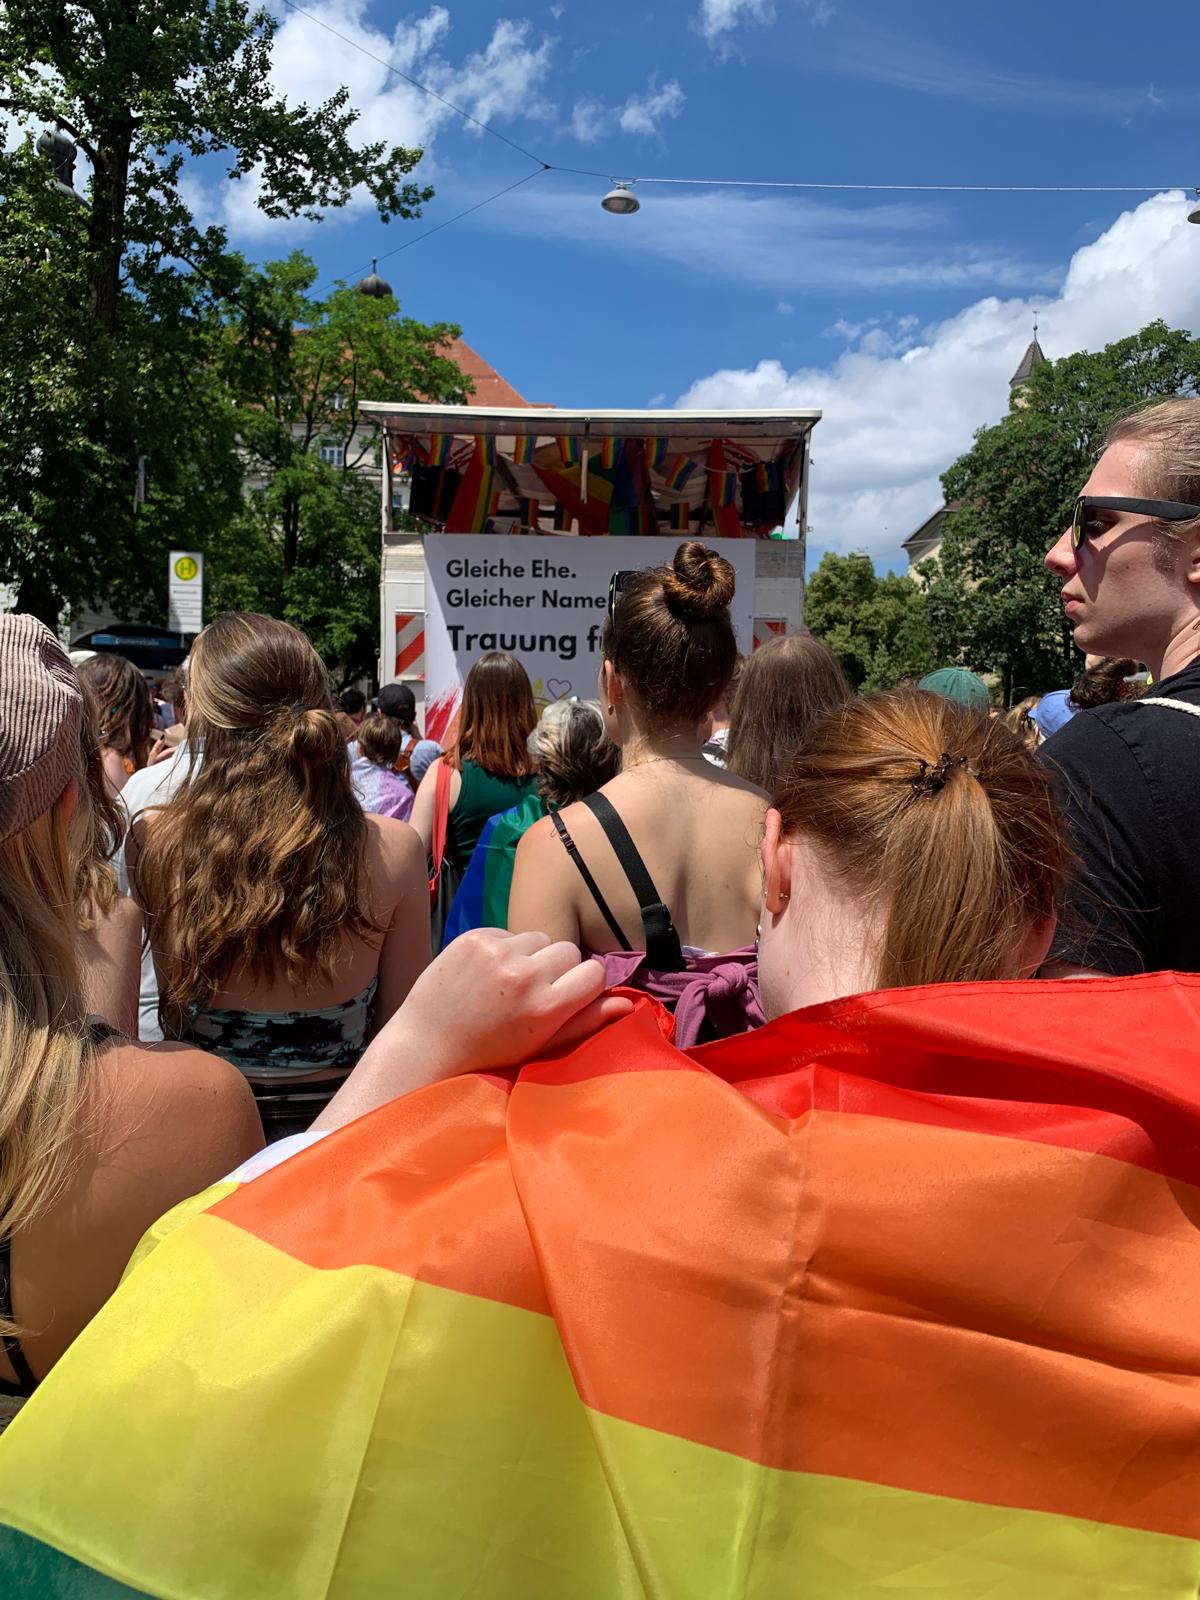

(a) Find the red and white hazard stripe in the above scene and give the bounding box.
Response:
[752,616,787,651]
[394,612,425,679]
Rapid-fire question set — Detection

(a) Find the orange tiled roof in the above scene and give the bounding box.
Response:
[444,337,537,408]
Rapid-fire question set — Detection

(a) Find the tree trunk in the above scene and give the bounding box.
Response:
[15,575,63,631]
[87,119,133,334]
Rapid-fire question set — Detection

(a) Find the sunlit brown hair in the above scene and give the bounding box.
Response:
[73,678,125,927]
[1002,695,1042,751]
[1070,657,1137,709]
[135,612,380,1030]
[447,652,536,777]
[604,541,738,726]
[727,634,851,791]
[77,653,153,772]
[773,691,1071,990]
[357,711,404,769]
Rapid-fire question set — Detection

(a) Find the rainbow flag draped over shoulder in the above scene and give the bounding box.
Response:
[6,974,1200,1596]
[442,792,549,947]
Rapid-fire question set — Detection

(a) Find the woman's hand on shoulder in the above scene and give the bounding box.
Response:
[313,929,634,1132]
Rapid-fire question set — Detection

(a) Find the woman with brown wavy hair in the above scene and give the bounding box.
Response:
[410,651,539,875]
[131,613,430,1141]
[76,653,154,793]
[725,633,851,792]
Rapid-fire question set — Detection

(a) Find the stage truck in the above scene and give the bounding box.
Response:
[357,402,820,743]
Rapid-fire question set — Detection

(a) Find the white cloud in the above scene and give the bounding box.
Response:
[487,182,1054,296]
[617,80,685,136]
[674,193,1200,574]
[209,3,555,239]
[697,0,773,45]
[569,78,685,143]
[806,21,1194,118]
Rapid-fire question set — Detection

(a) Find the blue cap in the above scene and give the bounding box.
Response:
[1031,690,1076,738]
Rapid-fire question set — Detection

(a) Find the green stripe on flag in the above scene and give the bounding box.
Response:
[0,1525,156,1599]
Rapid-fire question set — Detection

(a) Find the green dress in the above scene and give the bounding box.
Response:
[446,759,539,873]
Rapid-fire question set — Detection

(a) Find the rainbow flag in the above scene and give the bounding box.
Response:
[556,435,580,468]
[552,502,570,531]
[600,435,620,470]
[669,502,691,531]
[446,435,497,533]
[663,453,697,491]
[6,974,1200,1596]
[442,793,549,947]
[426,432,453,467]
[708,439,744,538]
[516,495,540,529]
[646,436,668,472]
[511,433,536,466]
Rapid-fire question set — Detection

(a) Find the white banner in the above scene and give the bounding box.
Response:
[422,535,757,742]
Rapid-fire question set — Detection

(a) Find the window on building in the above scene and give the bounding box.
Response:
[319,442,345,467]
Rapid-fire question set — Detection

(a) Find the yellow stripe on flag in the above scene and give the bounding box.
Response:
[3,1214,1199,1599]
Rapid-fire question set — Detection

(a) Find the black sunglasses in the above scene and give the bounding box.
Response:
[607,569,641,624]
[1070,495,1200,551]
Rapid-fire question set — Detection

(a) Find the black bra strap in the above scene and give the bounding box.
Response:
[552,813,632,952]
[0,1235,37,1396]
[580,794,685,973]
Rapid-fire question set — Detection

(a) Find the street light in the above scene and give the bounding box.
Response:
[601,181,639,216]
[36,129,86,206]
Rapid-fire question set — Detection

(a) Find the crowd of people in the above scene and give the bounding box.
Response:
[1,396,1199,1590]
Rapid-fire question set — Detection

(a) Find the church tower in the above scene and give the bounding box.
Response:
[1009,316,1046,408]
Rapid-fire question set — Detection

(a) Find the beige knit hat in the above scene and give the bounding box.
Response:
[0,615,82,844]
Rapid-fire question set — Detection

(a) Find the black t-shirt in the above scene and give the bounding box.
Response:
[1040,655,1200,974]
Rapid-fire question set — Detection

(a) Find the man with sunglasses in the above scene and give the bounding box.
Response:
[1041,397,1200,977]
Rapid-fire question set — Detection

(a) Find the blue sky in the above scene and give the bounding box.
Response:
[74,0,1200,568]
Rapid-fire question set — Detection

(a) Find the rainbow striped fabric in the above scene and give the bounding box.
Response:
[446,435,498,532]
[4,974,1200,1596]
[425,432,453,467]
[510,433,536,465]
[663,452,697,491]
[442,792,549,945]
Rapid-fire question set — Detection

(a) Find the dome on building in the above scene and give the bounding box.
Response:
[355,259,394,299]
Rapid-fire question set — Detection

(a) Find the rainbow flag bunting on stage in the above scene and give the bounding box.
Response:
[535,438,654,538]
[446,435,498,532]
[5,975,1200,1596]
[646,436,668,472]
[600,435,620,470]
[669,502,691,531]
[557,435,581,468]
[425,432,453,468]
[663,453,697,491]
[552,502,571,531]
[709,439,744,538]
[511,433,536,466]
[516,496,540,529]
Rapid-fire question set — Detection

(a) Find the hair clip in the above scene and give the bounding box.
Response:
[911,752,965,795]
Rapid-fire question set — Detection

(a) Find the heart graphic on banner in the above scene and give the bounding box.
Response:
[547,679,573,701]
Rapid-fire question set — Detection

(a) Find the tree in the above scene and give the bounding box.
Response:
[0,0,432,625]
[204,255,470,682]
[805,551,936,690]
[922,321,1200,702]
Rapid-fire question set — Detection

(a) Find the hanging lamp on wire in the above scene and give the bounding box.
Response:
[601,180,639,216]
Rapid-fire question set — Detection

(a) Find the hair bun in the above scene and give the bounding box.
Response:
[660,541,736,623]
[288,706,340,767]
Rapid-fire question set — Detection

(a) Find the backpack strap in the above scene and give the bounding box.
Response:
[1136,696,1200,721]
[551,813,632,953]
[580,793,685,972]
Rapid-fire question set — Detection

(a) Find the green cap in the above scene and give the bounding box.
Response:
[917,667,991,709]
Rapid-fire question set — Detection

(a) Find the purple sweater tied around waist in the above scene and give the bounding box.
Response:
[591,945,762,1048]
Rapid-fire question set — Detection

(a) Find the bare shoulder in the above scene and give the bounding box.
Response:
[365,811,424,864]
[96,1040,263,1175]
